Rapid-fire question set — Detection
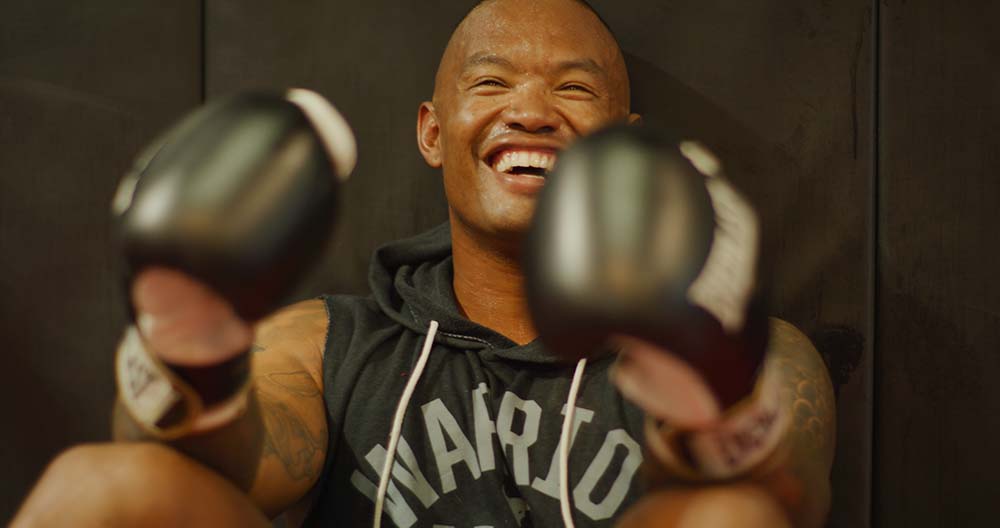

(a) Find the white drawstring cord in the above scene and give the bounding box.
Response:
[372,323,585,528]
[559,357,588,528]
[373,320,439,528]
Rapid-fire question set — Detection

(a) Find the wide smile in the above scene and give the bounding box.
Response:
[483,146,559,195]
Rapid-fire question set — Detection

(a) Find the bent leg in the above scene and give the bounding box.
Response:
[13,442,270,528]
[616,484,792,528]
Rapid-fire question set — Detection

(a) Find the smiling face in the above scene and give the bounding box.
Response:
[417,0,638,247]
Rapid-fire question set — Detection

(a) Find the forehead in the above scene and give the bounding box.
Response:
[449,0,620,73]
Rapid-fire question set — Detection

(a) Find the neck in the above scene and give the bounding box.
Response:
[450,214,538,345]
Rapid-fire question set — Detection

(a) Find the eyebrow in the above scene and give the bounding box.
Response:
[462,53,608,80]
[464,52,516,70]
[553,59,607,79]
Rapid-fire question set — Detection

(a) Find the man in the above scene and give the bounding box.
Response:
[13,0,834,526]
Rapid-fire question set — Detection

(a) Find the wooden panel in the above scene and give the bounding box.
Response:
[208,1,873,526]
[0,1,201,520]
[877,1,1000,525]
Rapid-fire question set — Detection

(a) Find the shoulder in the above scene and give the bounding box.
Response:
[764,318,834,415]
[252,295,387,379]
[251,300,330,388]
[765,317,836,462]
[255,299,329,351]
[766,318,826,371]
[767,317,811,344]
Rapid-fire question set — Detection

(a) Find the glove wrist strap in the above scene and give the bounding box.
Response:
[115,326,251,439]
[644,360,790,482]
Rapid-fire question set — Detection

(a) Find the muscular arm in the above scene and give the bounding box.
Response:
[753,318,836,527]
[630,318,835,528]
[113,299,329,518]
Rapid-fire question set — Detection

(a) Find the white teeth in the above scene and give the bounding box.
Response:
[492,150,557,174]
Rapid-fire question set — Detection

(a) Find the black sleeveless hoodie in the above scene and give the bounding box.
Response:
[305,223,646,527]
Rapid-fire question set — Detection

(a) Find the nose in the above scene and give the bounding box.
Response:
[502,84,561,134]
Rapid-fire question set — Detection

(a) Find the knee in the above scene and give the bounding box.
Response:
[13,443,191,527]
[685,485,791,528]
[617,484,791,528]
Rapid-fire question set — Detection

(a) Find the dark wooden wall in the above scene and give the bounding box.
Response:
[876,0,1000,525]
[0,1,995,526]
[0,0,202,519]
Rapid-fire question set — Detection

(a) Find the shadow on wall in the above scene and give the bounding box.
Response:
[810,325,864,398]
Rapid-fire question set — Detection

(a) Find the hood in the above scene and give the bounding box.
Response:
[369,222,566,364]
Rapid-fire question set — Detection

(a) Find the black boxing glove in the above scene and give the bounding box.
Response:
[112,89,355,438]
[525,125,785,479]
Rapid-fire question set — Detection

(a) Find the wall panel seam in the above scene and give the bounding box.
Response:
[870,0,881,526]
[200,0,207,102]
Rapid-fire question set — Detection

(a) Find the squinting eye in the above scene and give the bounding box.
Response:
[560,84,593,94]
[476,79,506,88]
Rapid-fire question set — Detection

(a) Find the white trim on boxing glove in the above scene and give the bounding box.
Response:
[115,326,251,439]
[680,140,761,335]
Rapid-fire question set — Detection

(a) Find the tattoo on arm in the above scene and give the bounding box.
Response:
[756,317,838,520]
[769,321,836,458]
[255,370,326,482]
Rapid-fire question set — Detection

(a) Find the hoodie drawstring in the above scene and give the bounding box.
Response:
[373,320,439,528]
[372,321,587,528]
[559,357,588,528]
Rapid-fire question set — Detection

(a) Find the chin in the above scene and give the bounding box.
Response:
[484,190,538,232]
[450,204,536,255]
[481,212,536,256]
[446,166,542,247]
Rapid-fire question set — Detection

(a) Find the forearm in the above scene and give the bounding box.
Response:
[112,390,266,491]
[110,299,331,518]
[112,358,327,518]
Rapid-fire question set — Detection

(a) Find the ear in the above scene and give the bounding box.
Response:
[627,113,643,126]
[417,102,442,168]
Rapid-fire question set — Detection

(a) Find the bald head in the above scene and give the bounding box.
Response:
[461,0,619,49]
[433,0,630,111]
